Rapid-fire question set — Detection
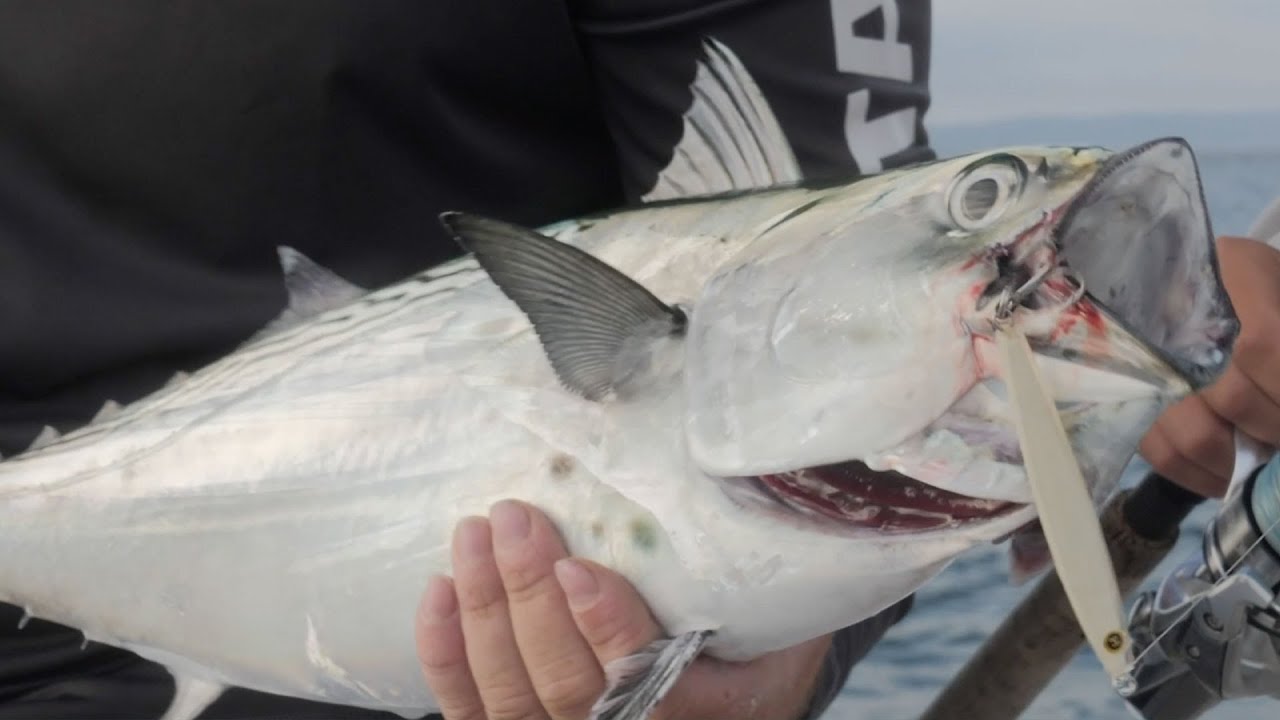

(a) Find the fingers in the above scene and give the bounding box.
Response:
[421,506,649,720]
[451,516,546,719]
[1138,236,1280,499]
[1158,395,1236,479]
[554,557,664,668]
[416,575,485,720]
[423,511,837,720]
[1202,362,1280,447]
[553,559,743,719]
[1140,410,1231,498]
[491,501,605,719]
[1213,236,1280,437]
[553,559,835,720]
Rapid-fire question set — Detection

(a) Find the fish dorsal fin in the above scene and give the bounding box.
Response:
[243,247,366,345]
[159,673,224,720]
[271,246,365,330]
[92,399,123,423]
[27,425,61,451]
[642,38,802,202]
[164,370,191,388]
[440,212,686,401]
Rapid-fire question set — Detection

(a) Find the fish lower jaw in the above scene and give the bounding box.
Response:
[725,460,1029,538]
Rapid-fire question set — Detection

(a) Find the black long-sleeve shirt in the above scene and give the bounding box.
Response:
[0,1,932,717]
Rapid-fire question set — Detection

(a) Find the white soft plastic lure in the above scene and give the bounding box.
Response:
[0,40,1237,720]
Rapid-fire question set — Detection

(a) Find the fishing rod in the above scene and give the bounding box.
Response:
[918,460,1280,720]
[916,472,1200,719]
[919,173,1280,720]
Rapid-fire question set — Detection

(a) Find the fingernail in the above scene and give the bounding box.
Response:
[490,500,530,545]
[554,559,599,610]
[422,575,458,621]
[455,517,491,561]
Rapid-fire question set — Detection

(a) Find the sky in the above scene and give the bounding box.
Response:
[928,0,1280,125]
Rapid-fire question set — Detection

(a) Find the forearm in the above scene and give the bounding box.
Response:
[800,594,916,719]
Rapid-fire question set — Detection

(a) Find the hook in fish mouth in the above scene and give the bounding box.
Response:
[972,137,1234,393]
[974,205,1081,327]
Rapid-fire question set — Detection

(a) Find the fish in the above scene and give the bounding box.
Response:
[0,39,1237,720]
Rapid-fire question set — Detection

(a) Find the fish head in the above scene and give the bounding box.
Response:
[684,138,1236,551]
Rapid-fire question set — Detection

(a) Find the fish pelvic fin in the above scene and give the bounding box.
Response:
[589,630,712,720]
[160,673,225,720]
[1009,524,1053,585]
[440,212,687,401]
[642,38,801,202]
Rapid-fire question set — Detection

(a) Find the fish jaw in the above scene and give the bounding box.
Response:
[859,349,1179,507]
[1055,137,1236,387]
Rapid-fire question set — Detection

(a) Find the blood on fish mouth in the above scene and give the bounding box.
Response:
[757,462,1023,532]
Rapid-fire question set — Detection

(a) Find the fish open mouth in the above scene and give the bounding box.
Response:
[719,138,1236,538]
[1044,138,1235,387]
[755,462,1022,532]
[974,138,1234,388]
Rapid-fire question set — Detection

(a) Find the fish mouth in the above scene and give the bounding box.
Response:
[1039,137,1237,388]
[753,462,1023,532]
[971,138,1235,416]
[718,461,1029,539]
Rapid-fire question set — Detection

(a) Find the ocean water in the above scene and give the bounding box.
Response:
[827,149,1280,720]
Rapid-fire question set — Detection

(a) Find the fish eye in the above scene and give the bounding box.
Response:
[947,155,1027,231]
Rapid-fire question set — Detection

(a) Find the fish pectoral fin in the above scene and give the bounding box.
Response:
[441,212,687,401]
[160,672,225,720]
[588,629,712,720]
[642,38,802,202]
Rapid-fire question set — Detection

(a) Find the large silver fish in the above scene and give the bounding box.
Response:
[0,41,1236,720]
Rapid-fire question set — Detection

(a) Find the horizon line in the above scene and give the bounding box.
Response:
[927,107,1280,129]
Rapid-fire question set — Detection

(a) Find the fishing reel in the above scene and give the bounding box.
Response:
[1120,452,1280,719]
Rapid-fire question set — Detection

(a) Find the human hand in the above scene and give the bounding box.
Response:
[1140,235,1280,498]
[415,500,833,719]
